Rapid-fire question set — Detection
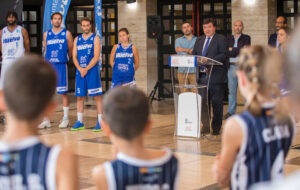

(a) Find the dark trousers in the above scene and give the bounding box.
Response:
[198,74,224,133]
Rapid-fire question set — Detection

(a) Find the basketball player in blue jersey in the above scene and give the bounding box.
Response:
[71,17,103,132]
[41,12,73,129]
[0,55,77,189]
[92,87,179,190]
[212,46,295,190]
[0,11,30,90]
[110,28,139,88]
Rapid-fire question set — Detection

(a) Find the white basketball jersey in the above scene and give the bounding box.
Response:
[1,25,25,63]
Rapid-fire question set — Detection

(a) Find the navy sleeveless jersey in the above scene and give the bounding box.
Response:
[112,43,135,84]
[77,33,96,68]
[0,137,61,189]
[104,149,179,190]
[45,28,68,63]
[231,104,294,190]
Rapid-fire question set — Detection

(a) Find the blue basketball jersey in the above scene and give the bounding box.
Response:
[104,149,179,190]
[231,104,294,190]
[77,33,96,68]
[112,43,135,84]
[45,28,69,63]
[0,137,61,190]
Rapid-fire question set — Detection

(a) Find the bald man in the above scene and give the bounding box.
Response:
[268,16,287,47]
[224,20,251,120]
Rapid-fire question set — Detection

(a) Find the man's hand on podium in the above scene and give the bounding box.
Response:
[201,57,207,63]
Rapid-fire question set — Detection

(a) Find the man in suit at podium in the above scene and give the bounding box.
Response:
[268,16,287,47]
[192,18,227,135]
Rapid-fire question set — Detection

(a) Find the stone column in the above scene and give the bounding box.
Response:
[118,0,158,94]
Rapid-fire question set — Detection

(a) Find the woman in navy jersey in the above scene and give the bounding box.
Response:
[109,28,139,88]
[212,46,295,190]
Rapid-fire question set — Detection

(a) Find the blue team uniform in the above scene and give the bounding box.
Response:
[103,149,179,190]
[75,33,102,97]
[111,43,136,88]
[230,104,294,190]
[0,137,61,189]
[45,28,69,94]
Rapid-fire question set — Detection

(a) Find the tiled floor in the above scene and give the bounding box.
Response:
[1,95,300,190]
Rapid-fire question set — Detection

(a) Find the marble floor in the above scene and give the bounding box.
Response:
[1,95,300,190]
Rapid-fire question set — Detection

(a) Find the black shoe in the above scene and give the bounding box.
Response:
[212,131,220,136]
[223,113,233,120]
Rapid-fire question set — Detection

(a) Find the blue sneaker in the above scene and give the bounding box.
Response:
[71,121,85,131]
[92,122,102,132]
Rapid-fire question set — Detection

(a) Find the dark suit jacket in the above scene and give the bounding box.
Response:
[227,34,251,58]
[192,33,228,84]
[268,33,277,47]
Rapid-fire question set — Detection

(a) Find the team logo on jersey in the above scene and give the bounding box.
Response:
[3,36,21,44]
[0,152,20,163]
[118,64,129,72]
[51,50,58,58]
[139,167,162,173]
[116,52,133,58]
[7,49,16,56]
[47,39,65,45]
[62,32,66,35]
[91,37,94,41]
[48,32,52,36]
[80,56,87,64]
[77,44,93,50]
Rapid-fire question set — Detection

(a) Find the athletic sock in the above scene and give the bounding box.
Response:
[77,112,83,123]
[98,114,102,124]
[63,107,69,120]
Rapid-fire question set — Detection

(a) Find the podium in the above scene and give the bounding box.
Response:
[169,55,223,138]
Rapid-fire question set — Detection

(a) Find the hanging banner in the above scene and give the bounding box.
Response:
[42,0,71,33]
[95,0,103,69]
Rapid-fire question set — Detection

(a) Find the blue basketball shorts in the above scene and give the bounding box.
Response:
[76,65,103,97]
[51,62,68,94]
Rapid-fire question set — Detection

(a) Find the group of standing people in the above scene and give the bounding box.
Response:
[0,10,182,190]
[175,16,300,190]
[41,12,139,131]
[0,11,140,131]
[175,18,227,135]
[175,16,292,135]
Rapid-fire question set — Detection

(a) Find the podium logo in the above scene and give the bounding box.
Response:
[184,118,192,131]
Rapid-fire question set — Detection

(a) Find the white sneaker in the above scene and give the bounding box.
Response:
[59,119,69,129]
[38,119,51,129]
